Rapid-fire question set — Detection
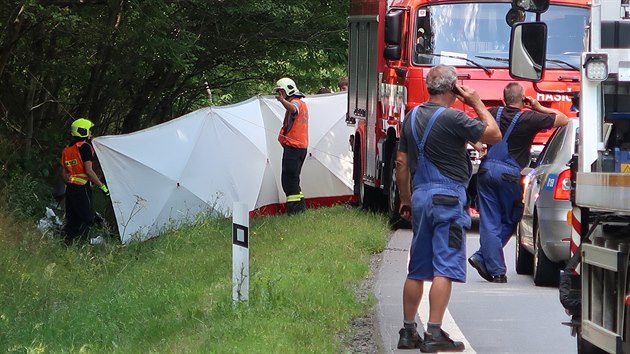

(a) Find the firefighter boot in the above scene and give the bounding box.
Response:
[297,192,306,213]
[287,201,306,215]
[287,194,306,215]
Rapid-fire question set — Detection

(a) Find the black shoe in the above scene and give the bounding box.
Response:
[420,330,465,353]
[397,328,423,349]
[468,256,493,282]
[287,200,306,215]
[491,274,508,283]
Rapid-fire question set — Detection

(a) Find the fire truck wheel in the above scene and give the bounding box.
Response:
[387,153,410,230]
[359,183,379,212]
[354,138,379,211]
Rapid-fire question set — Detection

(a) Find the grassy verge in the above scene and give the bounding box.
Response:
[0,205,389,353]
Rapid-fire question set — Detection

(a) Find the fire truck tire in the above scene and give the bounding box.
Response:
[533,223,560,287]
[388,153,410,230]
[360,183,379,212]
[353,136,379,211]
[515,223,534,275]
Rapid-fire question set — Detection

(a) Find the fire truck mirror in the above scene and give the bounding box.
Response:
[505,8,525,27]
[509,22,547,82]
[512,0,549,13]
[384,45,402,61]
[385,10,403,45]
[384,10,404,61]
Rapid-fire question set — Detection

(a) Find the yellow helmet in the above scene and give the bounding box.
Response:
[275,77,300,96]
[70,118,94,138]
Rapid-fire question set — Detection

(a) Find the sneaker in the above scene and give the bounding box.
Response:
[397,328,423,349]
[420,330,465,353]
[468,256,493,282]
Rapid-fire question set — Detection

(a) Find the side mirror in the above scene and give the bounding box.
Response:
[384,10,404,61]
[528,158,538,168]
[509,22,547,81]
[511,0,549,13]
[505,8,525,27]
[384,46,402,61]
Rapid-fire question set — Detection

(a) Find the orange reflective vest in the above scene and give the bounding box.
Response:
[278,98,309,148]
[61,141,93,185]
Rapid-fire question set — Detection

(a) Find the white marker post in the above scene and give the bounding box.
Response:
[232,202,249,303]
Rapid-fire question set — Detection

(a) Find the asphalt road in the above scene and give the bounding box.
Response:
[375,222,577,354]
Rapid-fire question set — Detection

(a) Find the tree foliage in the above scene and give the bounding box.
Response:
[0,0,349,194]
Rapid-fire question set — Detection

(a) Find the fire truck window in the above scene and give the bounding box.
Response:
[542,8,588,68]
[415,8,432,64]
[412,3,588,69]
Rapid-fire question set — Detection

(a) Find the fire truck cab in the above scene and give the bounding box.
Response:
[347,0,588,227]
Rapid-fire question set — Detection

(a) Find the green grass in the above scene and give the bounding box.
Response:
[0,205,389,353]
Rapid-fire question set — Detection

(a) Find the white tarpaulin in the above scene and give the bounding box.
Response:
[92,93,354,243]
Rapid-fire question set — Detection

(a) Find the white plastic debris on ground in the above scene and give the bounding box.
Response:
[37,207,63,237]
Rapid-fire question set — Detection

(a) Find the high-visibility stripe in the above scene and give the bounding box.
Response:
[61,141,93,186]
[287,194,302,202]
[69,174,89,185]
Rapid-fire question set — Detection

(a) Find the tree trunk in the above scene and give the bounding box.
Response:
[120,65,171,133]
[79,0,127,119]
[149,69,181,125]
[24,75,37,161]
[0,3,27,79]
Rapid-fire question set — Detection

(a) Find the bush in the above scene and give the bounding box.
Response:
[1,167,52,220]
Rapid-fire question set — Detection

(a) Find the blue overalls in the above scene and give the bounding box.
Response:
[407,106,472,283]
[473,107,524,277]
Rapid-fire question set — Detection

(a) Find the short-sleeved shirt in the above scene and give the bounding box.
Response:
[399,102,486,183]
[488,106,555,169]
[64,140,95,163]
[77,142,94,163]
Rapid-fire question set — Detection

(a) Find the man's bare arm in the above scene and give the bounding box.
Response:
[395,151,412,221]
[84,160,105,188]
[277,95,298,114]
[524,96,569,127]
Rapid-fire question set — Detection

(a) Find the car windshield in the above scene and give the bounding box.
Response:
[413,3,588,69]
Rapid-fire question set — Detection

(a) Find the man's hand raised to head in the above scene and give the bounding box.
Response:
[454,84,484,111]
[455,84,502,145]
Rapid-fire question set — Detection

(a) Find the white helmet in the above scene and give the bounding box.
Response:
[275,77,300,96]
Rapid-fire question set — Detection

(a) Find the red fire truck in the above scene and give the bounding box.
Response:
[347,0,589,227]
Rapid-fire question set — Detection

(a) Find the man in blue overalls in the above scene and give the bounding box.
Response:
[395,65,501,352]
[469,83,568,283]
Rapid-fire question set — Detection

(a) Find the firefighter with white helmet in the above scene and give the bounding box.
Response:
[60,118,109,243]
[275,77,309,214]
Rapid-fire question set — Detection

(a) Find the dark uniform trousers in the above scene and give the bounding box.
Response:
[281,145,307,214]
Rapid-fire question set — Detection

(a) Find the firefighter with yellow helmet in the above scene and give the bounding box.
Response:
[275,77,309,214]
[60,118,109,242]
